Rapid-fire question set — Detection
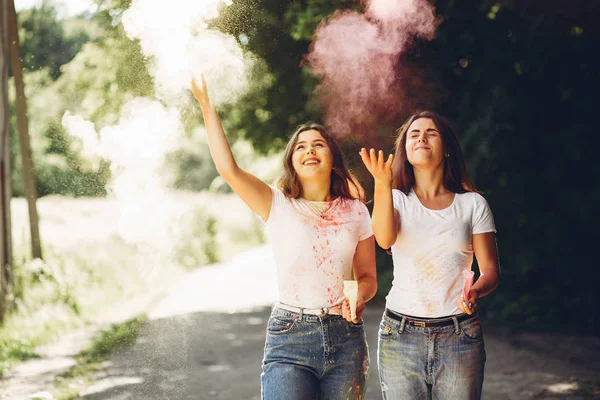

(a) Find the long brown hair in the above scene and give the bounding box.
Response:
[275,122,365,202]
[392,111,478,194]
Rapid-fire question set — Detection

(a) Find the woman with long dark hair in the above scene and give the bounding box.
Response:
[191,75,377,399]
[360,111,500,399]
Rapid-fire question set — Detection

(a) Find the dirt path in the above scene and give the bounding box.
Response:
[74,245,599,399]
[3,245,599,399]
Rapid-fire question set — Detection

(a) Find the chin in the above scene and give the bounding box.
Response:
[300,170,329,180]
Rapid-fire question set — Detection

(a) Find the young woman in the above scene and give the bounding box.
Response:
[191,76,377,400]
[360,111,500,400]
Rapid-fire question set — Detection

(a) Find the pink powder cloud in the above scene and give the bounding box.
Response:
[305,0,439,139]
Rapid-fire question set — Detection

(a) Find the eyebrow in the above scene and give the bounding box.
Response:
[296,139,327,145]
[409,128,439,133]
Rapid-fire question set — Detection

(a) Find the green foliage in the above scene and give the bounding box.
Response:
[166,131,221,192]
[211,0,325,152]
[0,339,40,376]
[418,0,599,333]
[175,210,219,269]
[18,0,93,79]
[78,316,145,362]
[11,1,154,197]
[10,0,598,334]
[36,119,110,197]
[52,315,145,400]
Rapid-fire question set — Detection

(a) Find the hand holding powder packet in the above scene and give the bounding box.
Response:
[343,280,358,320]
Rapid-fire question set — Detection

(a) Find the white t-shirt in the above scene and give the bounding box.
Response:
[387,188,496,318]
[265,186,373,309]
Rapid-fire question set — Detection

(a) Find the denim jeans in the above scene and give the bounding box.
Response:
[377,311,486,400]
[261,307,369,400]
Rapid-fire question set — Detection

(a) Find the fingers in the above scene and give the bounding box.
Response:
[385,153,394,168]
[359,148,370,165]
[342,299,352,322]
[191,78,200,93]
[378,150,385,167]
[201,73,208,92]
[459,293,477,315]
[359,148,393,168]
[353,302,365,323]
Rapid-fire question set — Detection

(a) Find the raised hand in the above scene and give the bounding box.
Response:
[191,73,211,107]
[359,148,393,184]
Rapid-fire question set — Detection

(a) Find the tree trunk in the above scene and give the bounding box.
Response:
[7,0,42,260]
[0,0,14,322]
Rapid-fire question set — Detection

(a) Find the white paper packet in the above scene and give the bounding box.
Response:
[343,280,358,320]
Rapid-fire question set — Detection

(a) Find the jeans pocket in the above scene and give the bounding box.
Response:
[267,315,297,335]
[378,319,395,338]
[461,318,483,340]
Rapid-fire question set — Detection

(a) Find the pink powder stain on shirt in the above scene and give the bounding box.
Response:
[311,200,358,267]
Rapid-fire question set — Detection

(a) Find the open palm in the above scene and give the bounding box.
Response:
[191,74,210,107]
[359,148,393,183]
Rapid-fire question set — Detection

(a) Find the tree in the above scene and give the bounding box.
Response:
[18,0,91,79]
[212,0,600,332]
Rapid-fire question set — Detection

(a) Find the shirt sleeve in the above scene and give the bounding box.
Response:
[264,186,286,223]
[357,202,374,241]
[392,189,405,212]
[472,194,496,234]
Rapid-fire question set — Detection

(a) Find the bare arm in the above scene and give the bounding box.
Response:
[191,77,272,220]
[342,236,377,323]
[457,232,500,315]
[359,148,398,249]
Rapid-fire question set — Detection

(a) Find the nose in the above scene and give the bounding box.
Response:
[306,146,316,155]
[418,134,427,142]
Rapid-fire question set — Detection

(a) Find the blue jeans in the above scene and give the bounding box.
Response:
[377,311,486,400]
[261,307,369,400]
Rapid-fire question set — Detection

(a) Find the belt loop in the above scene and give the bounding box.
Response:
[452,316,460,335]
[399,316,406,334]
[299,308,304,321]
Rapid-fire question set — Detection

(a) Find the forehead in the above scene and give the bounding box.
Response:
[297,129,326,143]
[408,118,438,131]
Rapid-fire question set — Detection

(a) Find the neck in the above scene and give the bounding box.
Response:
[413,166,447,199]
[299,178,332,201]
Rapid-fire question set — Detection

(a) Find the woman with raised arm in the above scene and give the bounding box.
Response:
[360,111,500,400]
[191,76,377,400]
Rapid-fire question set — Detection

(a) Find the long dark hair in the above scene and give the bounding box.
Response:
[275,122,365,202]
[392,111,478,194]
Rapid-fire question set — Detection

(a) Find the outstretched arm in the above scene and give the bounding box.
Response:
[191,76,272,220]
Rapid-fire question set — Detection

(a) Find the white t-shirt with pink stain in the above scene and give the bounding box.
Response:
[265,186,373,309]
[387,189,496,318]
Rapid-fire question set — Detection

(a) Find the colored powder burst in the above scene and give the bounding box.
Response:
[304,0,439,138]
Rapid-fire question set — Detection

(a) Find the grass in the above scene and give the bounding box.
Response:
[52,316,146,400]
[0,192,266,378]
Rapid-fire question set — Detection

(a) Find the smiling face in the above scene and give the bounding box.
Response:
[291,129,334,181]
[405,118,445,169]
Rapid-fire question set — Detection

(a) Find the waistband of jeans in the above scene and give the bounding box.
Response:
[385,308,475,328]
[275,301,343,317]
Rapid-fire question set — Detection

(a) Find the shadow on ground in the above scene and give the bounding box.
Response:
[77,306,383,400]
[76,304,600,400]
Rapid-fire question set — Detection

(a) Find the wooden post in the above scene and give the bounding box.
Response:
[0,0,14,322]
[7,0,42,260]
